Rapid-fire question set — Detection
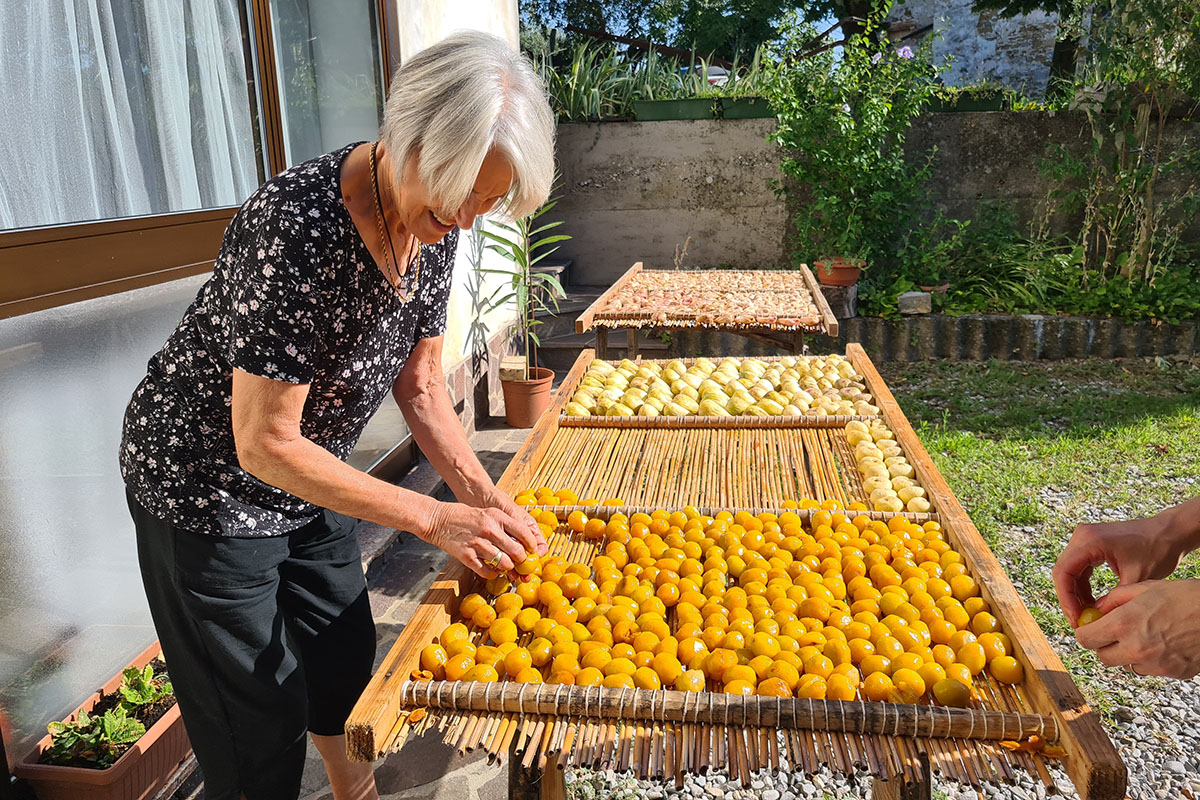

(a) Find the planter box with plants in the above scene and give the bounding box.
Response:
[719,96,775,119]
[480,185,570,428]
[813,257,866,287]
[632,98,718,121]
[927,86,1010,112]
[14,642,190,800]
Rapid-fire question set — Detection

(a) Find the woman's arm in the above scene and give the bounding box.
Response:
[393,337,544,543]
[393,336,498,506]
[231,368,541,577]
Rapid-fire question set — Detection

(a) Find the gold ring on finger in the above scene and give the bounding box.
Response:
[484,550,504,570]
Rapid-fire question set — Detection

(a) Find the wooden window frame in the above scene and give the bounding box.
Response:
[0,0,393,320]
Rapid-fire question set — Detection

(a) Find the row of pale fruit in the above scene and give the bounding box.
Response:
[419,499,1023,709]
[846,420,931,514]
[563,356,881,419]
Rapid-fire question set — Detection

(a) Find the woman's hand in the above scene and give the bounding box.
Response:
[424,501,543,580]
[1074,579,1200,680]
[1052,513,1193,626]
[473,488,548,555]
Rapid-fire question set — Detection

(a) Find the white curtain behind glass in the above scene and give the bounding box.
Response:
[0,0,258,230]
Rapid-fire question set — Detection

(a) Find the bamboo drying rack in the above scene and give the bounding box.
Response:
[558,353,880,429]
[575,263,840,357]
[346,345,1125,800]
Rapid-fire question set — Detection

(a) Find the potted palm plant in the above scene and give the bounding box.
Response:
[479,189,569,428]
[14,642,191,800]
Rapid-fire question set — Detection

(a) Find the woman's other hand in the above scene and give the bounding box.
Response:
[1053,513,1193,627]
[424,501,543,580]
[1074,579,1200,679]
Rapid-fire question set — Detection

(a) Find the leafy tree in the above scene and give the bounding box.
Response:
[521,0,794,60]
[674,0,794,59]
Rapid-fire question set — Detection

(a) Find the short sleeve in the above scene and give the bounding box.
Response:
[226,204,328,384]
[415,228,458,340]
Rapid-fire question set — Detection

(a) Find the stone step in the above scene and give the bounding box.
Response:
[533,290,603,340]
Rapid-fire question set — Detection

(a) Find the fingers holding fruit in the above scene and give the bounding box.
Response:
[482,489,548,556]
[1054,516,1189,625]
[1073,579,1200,680]
[428,503,536,581]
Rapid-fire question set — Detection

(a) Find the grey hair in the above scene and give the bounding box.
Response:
[380,30,556,220]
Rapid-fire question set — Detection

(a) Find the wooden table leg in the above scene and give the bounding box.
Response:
[628,328,639,359]
[540,765,568,800]
[871,751,932,800]
[509,743,540,800]
[595,329,608,359]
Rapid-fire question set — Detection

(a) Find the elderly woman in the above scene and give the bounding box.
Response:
[119,32,555,800]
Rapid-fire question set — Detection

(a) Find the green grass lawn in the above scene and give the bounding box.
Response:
[881,358,1200,713]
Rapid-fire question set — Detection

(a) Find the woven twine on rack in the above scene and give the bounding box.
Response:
[557,413,880,429]
[396,681,1058,743]
[526,502,941,525]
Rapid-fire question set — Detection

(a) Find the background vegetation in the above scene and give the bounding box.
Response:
[522,0,1200,324]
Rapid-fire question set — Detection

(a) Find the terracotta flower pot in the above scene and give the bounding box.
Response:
[14,642,192,800]
[501,367,555,428]
[813,258,865,287]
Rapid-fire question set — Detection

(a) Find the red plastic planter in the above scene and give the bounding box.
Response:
[14,642,192,800]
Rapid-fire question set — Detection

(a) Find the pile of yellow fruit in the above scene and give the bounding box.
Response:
[419,499,1024,709]
[563,356,880,418]
[845,421,930,514]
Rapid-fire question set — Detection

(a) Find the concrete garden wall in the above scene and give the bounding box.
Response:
[551,113,1200,286]
[552,119,789,286]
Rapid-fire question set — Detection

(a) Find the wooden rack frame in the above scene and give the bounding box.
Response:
[346,345,1125,800]
[574,263,840,357]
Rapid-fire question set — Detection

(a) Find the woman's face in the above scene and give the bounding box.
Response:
[393,149,514,244]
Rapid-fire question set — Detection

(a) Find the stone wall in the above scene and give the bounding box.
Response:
[887,0,1059,95]
[552,114,1199,286]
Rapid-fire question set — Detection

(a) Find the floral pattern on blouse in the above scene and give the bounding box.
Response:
[120,142,458,537]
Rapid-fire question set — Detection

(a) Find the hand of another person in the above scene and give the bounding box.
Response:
[1074,579,1200,680]
[424,502,542,580]
[1052,514,1191,626]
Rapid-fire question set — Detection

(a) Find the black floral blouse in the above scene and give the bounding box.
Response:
[120,142,458,537]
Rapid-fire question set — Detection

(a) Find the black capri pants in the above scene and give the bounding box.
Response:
[127,491,376,800]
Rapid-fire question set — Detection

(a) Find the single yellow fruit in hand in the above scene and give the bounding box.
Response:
[1076,607,1104,627]
[514,552,541,577]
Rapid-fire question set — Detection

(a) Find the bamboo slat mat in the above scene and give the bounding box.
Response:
[576,264,839,337]
[524,426,871,510]
[383,523,1063,792]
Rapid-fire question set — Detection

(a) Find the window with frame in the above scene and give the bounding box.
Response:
[0,1,262,231]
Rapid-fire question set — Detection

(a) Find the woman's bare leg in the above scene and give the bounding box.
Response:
[310,733,379,800]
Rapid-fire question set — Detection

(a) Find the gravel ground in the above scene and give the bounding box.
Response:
[565,359,1200,800]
